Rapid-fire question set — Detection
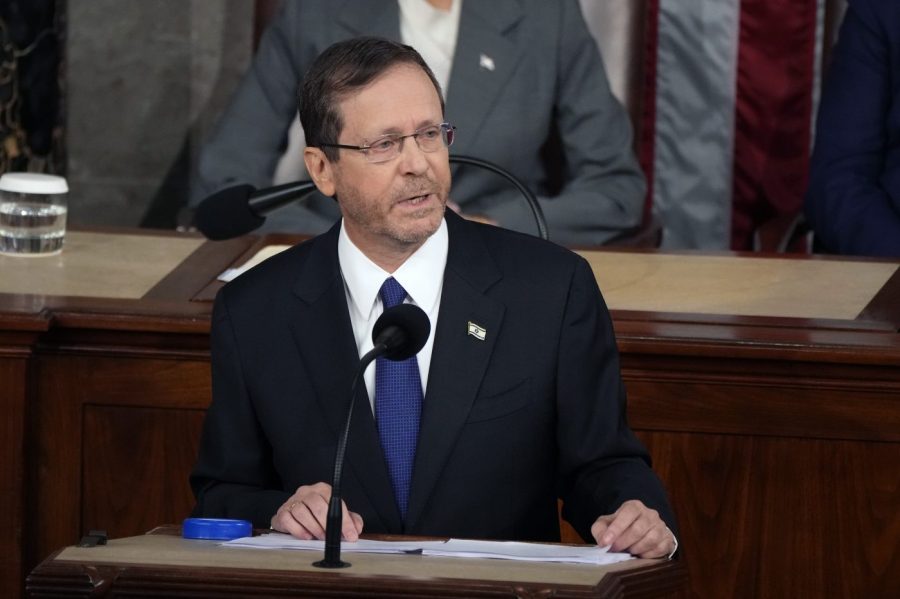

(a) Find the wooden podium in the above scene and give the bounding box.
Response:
[25,527,683,598]
[3,229,899,598]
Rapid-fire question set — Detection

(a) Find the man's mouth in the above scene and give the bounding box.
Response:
[399,193,434,205]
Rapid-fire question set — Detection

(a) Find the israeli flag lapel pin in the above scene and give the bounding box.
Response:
[467,321,487,341]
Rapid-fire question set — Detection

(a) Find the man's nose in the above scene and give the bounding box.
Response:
[397,137,430,174]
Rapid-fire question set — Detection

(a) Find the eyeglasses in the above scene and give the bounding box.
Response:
[319,122,456,164]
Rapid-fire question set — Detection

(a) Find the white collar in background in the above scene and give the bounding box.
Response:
[398,0,462,97]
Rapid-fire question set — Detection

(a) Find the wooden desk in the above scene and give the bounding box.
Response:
[2,230,899,598]
[25,527,683,598]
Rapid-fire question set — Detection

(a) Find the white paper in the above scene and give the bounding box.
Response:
[225,534,428,554]
[422,539,633,565]
[223,533,633,565]
[218,245,292,282]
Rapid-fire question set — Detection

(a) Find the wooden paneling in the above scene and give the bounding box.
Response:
[1,319,45,599]
[28,353,211,574]
[622,349,900,597]
[637,432,900,598]
[624,364,900,442]
[0,357,29,599]
[82,406,205,539]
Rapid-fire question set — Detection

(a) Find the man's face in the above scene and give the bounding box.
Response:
[312,64,451,256]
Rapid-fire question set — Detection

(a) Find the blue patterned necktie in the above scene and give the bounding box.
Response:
[375,277,423,519]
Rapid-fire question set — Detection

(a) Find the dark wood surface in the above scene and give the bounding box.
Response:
[25,527,684,598]
[3,230,899,598]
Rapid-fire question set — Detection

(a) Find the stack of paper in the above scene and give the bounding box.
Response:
[224,534,633,565]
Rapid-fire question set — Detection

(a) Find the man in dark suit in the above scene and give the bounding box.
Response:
[805,0,900,257]
[191,36,677,558]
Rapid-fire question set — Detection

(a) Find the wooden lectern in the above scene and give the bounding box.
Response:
[3,229,899,598]
[25,528,683,598]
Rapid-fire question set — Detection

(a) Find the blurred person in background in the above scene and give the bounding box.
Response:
[805,0,900,257]
[190,0,645,247]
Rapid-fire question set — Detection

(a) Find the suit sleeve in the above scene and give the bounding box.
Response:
[556,257,677,542]
[804,0,900,256]
[485,0,646,246]
[190,290,290,526]
[189,3,311,205]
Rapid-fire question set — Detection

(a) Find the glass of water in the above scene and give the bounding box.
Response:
[0,173,69,256]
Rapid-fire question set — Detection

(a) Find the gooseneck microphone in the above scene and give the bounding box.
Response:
[313,303,431,569]
[193,180,319,240]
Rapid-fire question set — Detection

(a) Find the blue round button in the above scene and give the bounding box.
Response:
[182,518,252,540]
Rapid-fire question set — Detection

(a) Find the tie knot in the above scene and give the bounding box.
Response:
[380,277,408,308]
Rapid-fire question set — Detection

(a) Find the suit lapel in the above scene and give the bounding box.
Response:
[445,0,524,154]
[287,225,401,531]
[336,0,401,39]
[406,213,505,530]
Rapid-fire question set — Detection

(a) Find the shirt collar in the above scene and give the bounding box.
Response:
[338,218,448,319]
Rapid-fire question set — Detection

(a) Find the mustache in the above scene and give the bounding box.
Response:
[395,177,443,200]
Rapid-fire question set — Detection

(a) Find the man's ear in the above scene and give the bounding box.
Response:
[304,147,336,197]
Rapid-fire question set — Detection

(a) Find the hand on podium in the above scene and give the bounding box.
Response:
[591,499,677,558]
[270,482,364,542]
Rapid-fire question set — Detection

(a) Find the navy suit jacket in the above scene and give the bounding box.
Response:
[805,0,900,256]
[191,211,675,542]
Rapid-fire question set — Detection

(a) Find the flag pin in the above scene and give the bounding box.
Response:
[467,321,487,341]
[479,54,495,72]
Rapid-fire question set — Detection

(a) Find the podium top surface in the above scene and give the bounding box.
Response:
[579,250,897,321]
[0,231,204,299]
[2,230,898,336]
[221,241,899,322]
[52,533,644,585]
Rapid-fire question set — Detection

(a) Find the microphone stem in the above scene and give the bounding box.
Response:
[315,344,385,568]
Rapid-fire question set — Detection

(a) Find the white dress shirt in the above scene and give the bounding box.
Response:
[338,219,448,410]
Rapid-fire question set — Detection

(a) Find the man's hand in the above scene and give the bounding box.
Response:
[591,499,676,558]
[270,482,364,541]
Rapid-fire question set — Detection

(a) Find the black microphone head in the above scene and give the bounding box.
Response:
[194,183,265,240]
[372,304,431,361]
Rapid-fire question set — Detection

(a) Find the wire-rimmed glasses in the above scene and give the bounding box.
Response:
[319,122,456,164]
